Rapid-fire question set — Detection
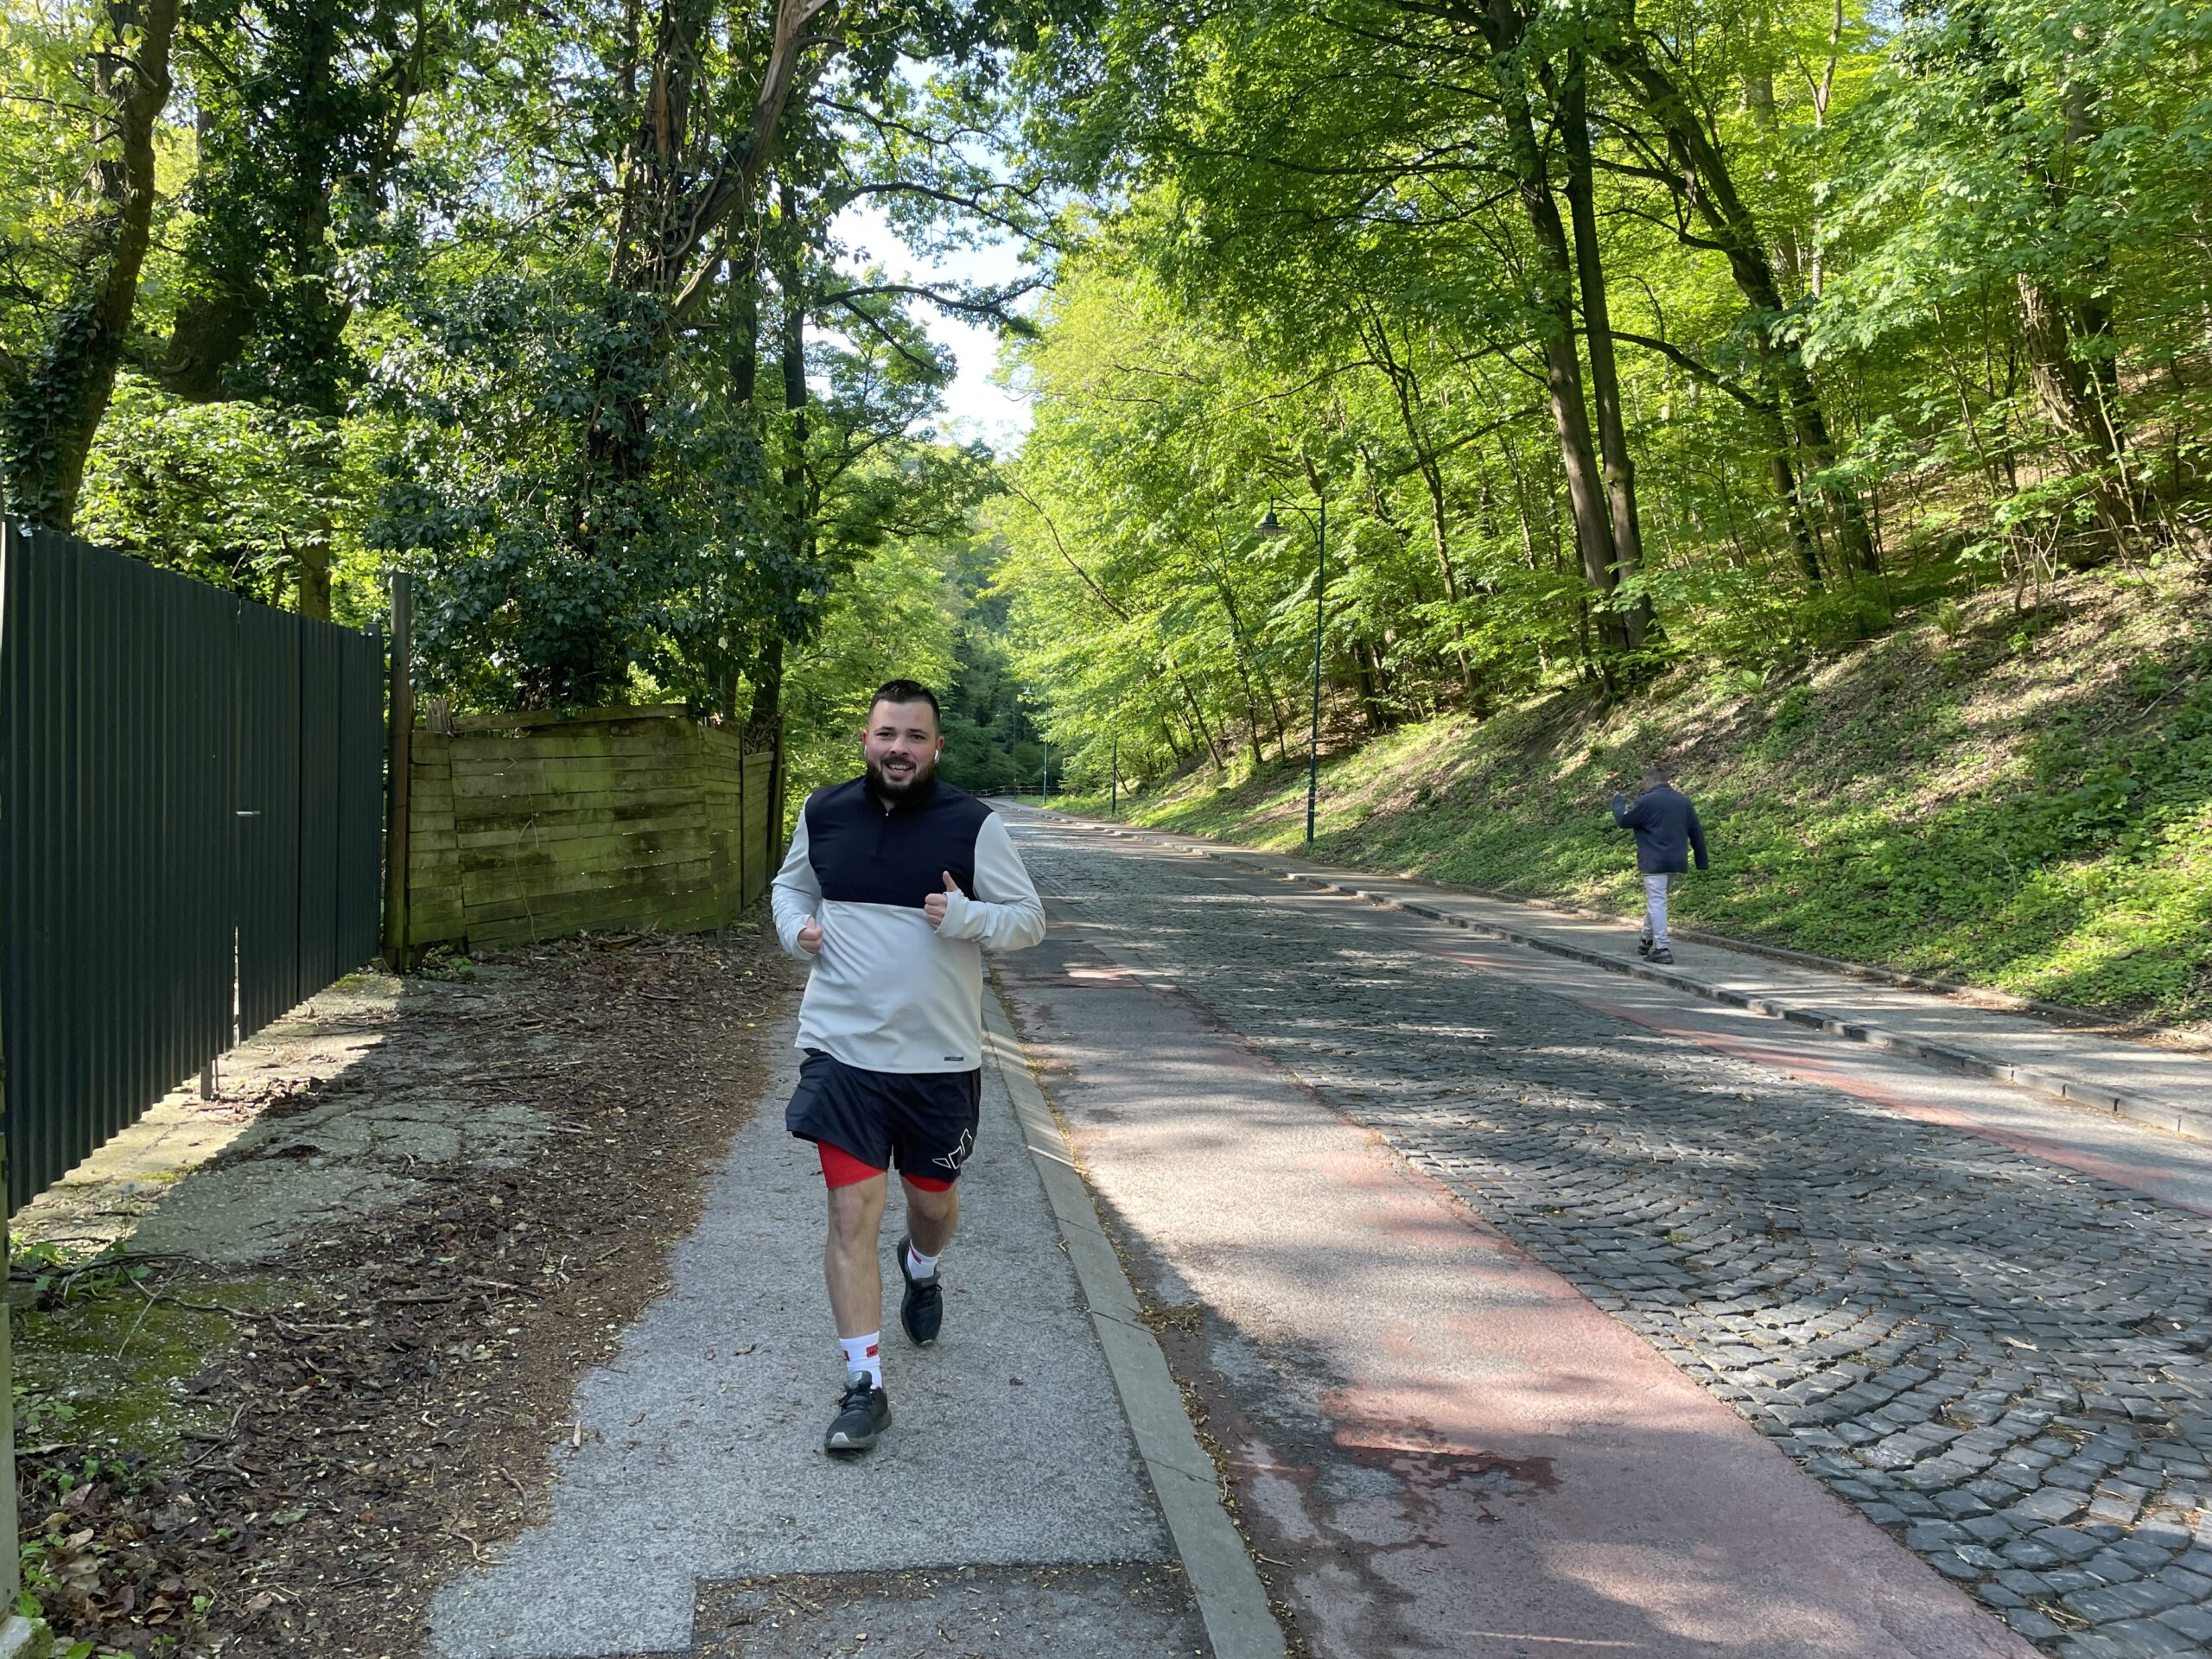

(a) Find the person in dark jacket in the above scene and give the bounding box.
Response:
[1610,767,1708,965]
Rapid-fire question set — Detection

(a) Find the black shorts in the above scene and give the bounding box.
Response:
[786,1049,982,1184]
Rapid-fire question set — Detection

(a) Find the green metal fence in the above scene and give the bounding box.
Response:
[0,520,385,1212]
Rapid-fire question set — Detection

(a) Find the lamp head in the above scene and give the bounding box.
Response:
[1257,508,1286,537]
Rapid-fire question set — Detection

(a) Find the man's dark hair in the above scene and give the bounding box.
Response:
[868,679,940,721]
[1643,764,1669,785]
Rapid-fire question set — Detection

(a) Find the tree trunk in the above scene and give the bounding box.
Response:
[1602,39,1880,577]
[746,635,784,760]
[292,529,334,620]
[1559,52,1652,650]
[731,245,761,410]
[165,1,415,407]
[1358,308,1481,693]
[1495,435,1542,570]
[704,243,767,721]
[1485,0,1625,654]
[577,0,829,524]
[1765,407,1826,588]
[1173,667,1226,770]
[2017,276,2136,547]
[747,636,787,861]
[1226,618,1266,769]
[1210,563,1287,761]
[0,0,183,530]
[1354,639,1390,733]
[777,186,810,531]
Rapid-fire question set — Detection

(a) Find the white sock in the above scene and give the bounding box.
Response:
[905,1241,941,1280]
[839,1332,882,1388]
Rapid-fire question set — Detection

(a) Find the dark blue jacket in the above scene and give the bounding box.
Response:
[772,777,1045,1073]
[1611,785,1709,875]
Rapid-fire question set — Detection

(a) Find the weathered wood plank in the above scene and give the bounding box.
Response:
[405,711,773,947]
[448,702,690,734]
[446,728,700,766]
[459,863,721,909]
[448,772,720,807]
[453,834,716,868]
[450,796,716,830]
[465,886,724,933]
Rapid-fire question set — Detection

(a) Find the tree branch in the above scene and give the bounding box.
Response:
[1612,330,1773,412]
[1003,483,1130,620]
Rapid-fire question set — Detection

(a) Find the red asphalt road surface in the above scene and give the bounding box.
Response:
[996,911,2037,1659]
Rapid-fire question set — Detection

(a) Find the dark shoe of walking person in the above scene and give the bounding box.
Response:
[1649,947,1675,966]
[898,1233,944,1346]
[1637,934,1654,957]
[824,1373,891,1455]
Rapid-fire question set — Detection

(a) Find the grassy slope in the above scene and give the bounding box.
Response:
[1085,565,2212,1030]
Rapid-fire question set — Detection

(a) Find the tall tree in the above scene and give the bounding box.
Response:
[1593,10,1883,576]
[0,0,182,530]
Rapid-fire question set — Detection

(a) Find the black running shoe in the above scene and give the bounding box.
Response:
[1649,947,1675,966]
[823,1373,890,1455]
[897,1234,943,1346]
[1637,935,1653,957]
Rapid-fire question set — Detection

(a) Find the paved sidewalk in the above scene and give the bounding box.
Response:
[428,1022,1214,1658]
[1016,808,2212,1141]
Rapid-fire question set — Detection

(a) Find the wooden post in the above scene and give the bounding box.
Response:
[383,575,413,969]
[766,725,785,885]
[736,730,749,912]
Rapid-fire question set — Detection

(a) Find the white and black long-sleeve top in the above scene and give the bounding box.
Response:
[771,776,1046,1074]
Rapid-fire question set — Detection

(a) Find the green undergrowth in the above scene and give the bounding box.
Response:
[1090,563,2212,1031]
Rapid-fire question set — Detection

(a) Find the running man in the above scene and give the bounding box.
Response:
[771,679,1046,1454]
[1610,766,1709,966]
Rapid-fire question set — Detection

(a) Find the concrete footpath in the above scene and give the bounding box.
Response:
[428,1020,1254,1659]
[1020,809,2212,1141]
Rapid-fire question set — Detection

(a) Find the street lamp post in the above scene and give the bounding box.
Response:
[1260,493,1327,846]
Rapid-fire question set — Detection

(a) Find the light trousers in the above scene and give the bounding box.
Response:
[1642,873,1672,948]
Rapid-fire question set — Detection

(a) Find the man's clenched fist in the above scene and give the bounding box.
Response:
[798,918,824,954]
[924,870,962,930]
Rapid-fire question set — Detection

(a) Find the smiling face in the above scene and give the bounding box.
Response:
[862,697,944,800]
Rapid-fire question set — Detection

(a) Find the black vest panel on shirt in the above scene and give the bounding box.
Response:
[803,777,989,909]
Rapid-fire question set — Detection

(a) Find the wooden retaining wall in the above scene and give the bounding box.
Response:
[402,706,779,952]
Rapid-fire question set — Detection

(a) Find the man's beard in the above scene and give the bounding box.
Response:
[866,751,937,800]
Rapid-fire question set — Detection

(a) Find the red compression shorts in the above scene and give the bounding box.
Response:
[817,1141,952,1193]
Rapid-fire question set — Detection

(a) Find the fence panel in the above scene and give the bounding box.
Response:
[296,619,343,996]
[337,630,385,969]
[235,604,303,1042]
[1,521,384,1211]
[165,573,241,1124]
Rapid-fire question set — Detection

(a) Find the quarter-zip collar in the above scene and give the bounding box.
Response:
[864,771,939,817]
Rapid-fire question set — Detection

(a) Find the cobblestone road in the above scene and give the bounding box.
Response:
[1016,823,2212,1659]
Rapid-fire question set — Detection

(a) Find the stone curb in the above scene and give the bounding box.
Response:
[981,986,1287,1659]
[0,1617,54,1659]
[1295,863,2202,1050]
[1007,807,2209,1147]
